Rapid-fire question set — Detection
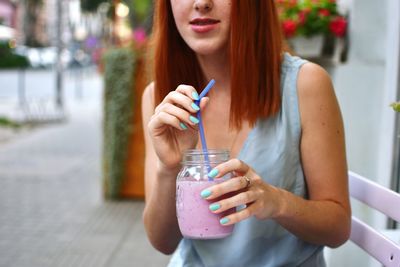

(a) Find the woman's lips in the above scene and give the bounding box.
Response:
[190,18,220,33]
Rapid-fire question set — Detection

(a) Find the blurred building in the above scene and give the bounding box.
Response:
[0,0,109,49]
[4,0,70,47]
[0,0,17,27]
[45,0,71,46]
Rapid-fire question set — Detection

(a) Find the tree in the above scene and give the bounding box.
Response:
[80,0,108,13]
[23,0,44,47]
[80,0,152,29]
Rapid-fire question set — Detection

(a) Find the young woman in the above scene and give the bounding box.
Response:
[142,1,351,266]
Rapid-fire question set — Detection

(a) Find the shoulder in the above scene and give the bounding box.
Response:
[297,62,333,99]
[296,62,340,130]
[142,82,156,120]
[142,82,155,108]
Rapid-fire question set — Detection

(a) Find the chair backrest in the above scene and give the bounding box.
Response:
[349,171,400,266]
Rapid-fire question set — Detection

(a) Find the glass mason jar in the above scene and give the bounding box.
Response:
[176,149,234,239]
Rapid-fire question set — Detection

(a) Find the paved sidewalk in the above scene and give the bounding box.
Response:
[0,70,170,267]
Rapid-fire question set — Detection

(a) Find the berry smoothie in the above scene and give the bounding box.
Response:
[176,180,234,239]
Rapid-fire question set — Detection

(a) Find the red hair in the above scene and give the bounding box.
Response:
[151,0,283,128]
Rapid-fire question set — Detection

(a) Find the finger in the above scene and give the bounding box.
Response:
[157,91,200,115]
[198,97,210,110]
[202,175,249,200]
[219,201,261,226]
[149,111,188,131]
[208,158,251,179]
[157,103,200,127]
[209,190,257,214]
[175,84,200,101]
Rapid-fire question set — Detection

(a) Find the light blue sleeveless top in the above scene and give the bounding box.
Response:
[168,54,326,267]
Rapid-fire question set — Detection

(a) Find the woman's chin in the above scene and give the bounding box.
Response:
[189,43,227,58]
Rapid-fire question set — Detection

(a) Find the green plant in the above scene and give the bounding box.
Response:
[81,0,107,12]
[0,117,21,128]
[103,48,136,199]
[391,102,400,112]
[276,0,347,38]
[0,42,29,69]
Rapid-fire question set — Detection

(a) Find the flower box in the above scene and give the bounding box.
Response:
[277,0,348,50]
[288,35,324,58]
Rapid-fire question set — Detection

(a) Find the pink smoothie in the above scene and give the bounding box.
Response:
[176,180,234,239]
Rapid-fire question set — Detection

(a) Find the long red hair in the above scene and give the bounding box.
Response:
[151,0,283,128]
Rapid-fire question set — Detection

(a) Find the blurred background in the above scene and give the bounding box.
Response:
[0,0,399,266]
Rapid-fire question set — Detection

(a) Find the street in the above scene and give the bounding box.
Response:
[0,67,170,267]
[0,67,100,122]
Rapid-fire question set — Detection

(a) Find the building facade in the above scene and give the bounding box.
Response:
[0,0,17,27]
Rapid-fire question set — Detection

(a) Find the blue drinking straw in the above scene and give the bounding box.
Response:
[198,79,215,99]
[195,79,215,180]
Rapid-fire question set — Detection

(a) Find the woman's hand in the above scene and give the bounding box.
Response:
[148,85,208,170]
[201,159,284,225]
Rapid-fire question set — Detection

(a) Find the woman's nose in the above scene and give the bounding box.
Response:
[194,0,213,12]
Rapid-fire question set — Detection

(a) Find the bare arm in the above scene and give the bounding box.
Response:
[141,83,182,254]
[275,62,351,247]
[141,83,208,254]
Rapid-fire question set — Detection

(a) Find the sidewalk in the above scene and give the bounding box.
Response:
[0,70,170,267]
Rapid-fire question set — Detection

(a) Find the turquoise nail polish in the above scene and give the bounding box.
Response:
[209,203,221,211]
[200,189,211,198]
[220,217,230,225]
[208,168,219,178]
[179,122,188,130]
[191,102,200,111]
[192,91,199,101]
[189,115,199,124]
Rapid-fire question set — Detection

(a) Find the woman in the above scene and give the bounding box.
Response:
[142,0,351,266]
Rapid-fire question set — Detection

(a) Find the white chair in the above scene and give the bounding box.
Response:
[349,171,400,266]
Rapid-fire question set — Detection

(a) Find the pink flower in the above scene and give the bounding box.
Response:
[282,19,297,37]
[133,27,147,44]
[298,9,310,25]
[330,16,347,37]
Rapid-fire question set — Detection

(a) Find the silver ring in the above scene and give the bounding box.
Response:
[243,175,251,188]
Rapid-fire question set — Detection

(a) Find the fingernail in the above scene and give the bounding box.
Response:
[189,115,199,124]
[191,102,200,111]
[220,217,230,225]
[208,168,218,178]
[200,189,211,198]
[209,203,221,211]
[192,91,199,101]
[179,122,188,130]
